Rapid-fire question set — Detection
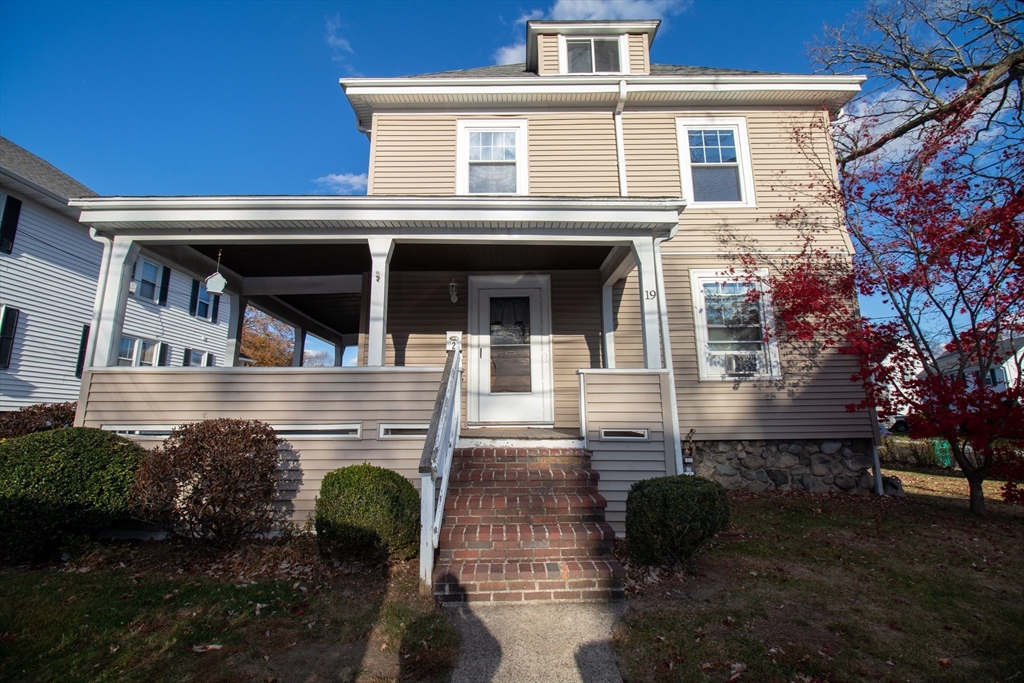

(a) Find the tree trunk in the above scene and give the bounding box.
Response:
[966,474,987,515]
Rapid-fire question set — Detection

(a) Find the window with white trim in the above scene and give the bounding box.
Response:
[561,36,626,74]
[676,117,756,208]
[118,336,167,367]
[456,120,528,195]
[196,283,212,319]
[690,270,781,380]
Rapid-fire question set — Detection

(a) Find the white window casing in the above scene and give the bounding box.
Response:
[378,423,430,439]
[131,257,163,302]
[690,269,782,381]
[456,120,529,196]
[676,117,757,208]
[117,336,166,367]
[558,34,629,74]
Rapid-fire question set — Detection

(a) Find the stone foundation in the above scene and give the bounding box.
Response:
[692,439,875,493]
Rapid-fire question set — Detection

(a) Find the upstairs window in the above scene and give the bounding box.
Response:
[565,37,621,73]
[690,270,781,380]
[676,117,757,208]
[456,120,528,195]
[131,257,171,304]
[189,279,221,322]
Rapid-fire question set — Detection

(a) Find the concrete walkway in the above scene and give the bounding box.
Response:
[445,602,626,683]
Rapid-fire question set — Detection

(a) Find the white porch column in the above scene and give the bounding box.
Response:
[367,238,394,367]
[601,285,616,369]
[291,326,306,367]
[225,294,248,366]
[631,236,663,369]
[90,236,139,367]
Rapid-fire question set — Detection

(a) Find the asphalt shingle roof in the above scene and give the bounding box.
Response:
[411,63,783,79]
[0,135,97,200]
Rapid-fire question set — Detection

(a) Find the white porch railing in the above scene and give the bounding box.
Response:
[418,345,463,591]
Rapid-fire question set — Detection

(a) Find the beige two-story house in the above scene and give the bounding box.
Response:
[71,20,874,539]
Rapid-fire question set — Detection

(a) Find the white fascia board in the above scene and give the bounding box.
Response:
[340,74,866,90]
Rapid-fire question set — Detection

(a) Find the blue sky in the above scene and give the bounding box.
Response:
[1,0,865,197]
[1,0,881,359]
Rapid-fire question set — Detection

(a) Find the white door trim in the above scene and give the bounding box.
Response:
[467,274,554,426]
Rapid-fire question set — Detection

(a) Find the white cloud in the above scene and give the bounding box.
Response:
[326,14,353,53]
[492,0,691,65]
[314,172,368,194]
[493,42,527,65]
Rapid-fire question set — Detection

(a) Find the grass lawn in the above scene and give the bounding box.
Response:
[0,536,457,683]
[612,471,1024,682]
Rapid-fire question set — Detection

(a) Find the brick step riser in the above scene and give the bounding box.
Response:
[438,546,615,562]
[435,587,625,603]
[448,485,600,497]
[452,470,599,482]
[444,513,606,525]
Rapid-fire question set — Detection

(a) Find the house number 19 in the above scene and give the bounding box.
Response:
[645,289,657,300]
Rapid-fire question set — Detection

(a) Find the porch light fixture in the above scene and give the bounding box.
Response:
[205,249,227,295]
[449,279,458,303]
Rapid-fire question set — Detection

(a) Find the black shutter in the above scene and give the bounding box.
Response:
[75,325,90,378]
[158,343,169,366]
[0,306,20,369]
[210,295,220,323]
[205,353,215,367]
[0,196,23,254]
[158,267,171,306]
[189,280,199,316]
[182,348,192,366]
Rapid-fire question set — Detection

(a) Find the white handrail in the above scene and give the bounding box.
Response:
[418,345,462,591]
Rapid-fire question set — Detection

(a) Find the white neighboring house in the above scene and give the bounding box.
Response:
[0,136,231,411]
[934,338,1024,392]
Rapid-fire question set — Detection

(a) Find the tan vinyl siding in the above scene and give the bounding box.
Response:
[627,34,648,75]
[659,253,872,441]
[369,113,619,197]
[369,113,456,195]
[622,112,681,198]
[383,270,602,429]
[76,367,443,521]
[623,108,849,252]
[538,34,560,75]
[582,370,674,533]
[529,114,619,196]
[611,270,645,369]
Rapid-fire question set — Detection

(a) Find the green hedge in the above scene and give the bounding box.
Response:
[626,475,730,565]
[0,427,145,562]
[315,464,419,560]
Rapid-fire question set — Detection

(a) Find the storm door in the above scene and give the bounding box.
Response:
[468,275,553,425]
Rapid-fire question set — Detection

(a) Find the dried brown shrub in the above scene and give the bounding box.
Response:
[133,418,282,547]
[0,402,77,439]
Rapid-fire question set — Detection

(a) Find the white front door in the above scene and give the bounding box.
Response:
[468,275,553,426]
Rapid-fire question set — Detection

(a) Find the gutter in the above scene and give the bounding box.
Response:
[653,226,685,475]
[614,80,628,197]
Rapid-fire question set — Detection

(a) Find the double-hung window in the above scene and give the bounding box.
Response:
[133,259,160,300]
[118,336,167,367]
[690,270,781,380]
[196,283,212,319]
[676,117,756,208]
[456,120,528,196]
[562,36,624,74]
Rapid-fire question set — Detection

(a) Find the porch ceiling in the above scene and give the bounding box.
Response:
[193,243,371,278]
[275,292,363,336]
[390,243,612,271]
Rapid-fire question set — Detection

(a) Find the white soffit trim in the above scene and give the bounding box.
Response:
[70,196,687,235]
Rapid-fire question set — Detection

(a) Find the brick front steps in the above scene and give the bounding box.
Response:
[433,447,624,603]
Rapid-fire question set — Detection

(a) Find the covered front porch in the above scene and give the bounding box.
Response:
[71,195,687,527]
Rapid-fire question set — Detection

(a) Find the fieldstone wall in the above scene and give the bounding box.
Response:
[692,439,875,493]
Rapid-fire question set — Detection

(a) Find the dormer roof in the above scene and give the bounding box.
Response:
[524,20,660,73]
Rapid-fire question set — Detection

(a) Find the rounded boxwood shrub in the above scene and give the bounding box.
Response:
[0,427,145,562]
[625,475,730,564]
[0,401,77,439]
[132,418,282,548]
[315,464,419,561]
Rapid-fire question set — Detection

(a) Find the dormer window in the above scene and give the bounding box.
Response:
[566,38,621,73]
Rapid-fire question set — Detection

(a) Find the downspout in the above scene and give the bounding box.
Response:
[86,229,113,368]
[614,80,628,197]
[653,226,686,475]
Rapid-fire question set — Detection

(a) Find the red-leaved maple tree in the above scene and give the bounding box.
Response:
[743,96,1023,515]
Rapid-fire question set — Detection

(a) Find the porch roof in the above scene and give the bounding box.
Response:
[70,195,686,240]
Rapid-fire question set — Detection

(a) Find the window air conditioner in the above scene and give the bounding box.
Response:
[726,353,758,376]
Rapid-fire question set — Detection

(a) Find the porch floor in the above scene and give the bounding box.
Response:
[460,427,582,440]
